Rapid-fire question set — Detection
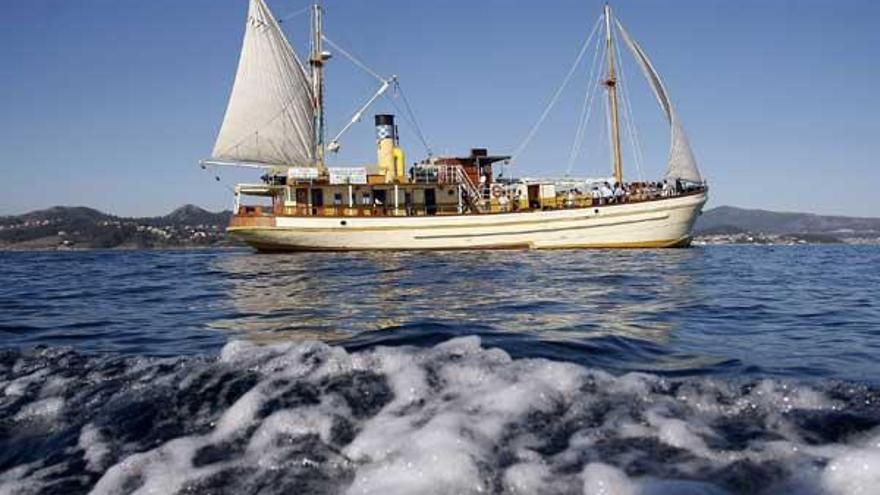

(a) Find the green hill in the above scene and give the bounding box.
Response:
[0,206,233,250]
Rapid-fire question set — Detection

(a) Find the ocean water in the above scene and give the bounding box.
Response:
[0,246,879,494]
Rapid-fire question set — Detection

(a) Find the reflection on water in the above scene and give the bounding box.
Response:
[211,249,701,348]
[3,246,878,381]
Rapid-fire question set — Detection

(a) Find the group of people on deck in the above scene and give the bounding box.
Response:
[585,178,690,207]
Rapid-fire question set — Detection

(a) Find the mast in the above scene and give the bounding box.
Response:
[310,4,326,172]
[603,4,624,185]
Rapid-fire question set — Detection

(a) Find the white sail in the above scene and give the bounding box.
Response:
[211,0,315,167]
[615,19,702,183]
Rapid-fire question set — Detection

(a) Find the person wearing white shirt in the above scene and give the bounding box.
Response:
[600,183,613,205]
[590,187,600,206]
[614,184,625,203]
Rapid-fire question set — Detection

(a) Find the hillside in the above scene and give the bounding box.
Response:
[694,206,880,244]
[0,205,234,250]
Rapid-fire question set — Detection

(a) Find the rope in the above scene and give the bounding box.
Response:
[510,14,603,162]
[321,35,387,84]
[389,81,433,156]
[199,163,238,194]
[613,27,646,183]
[277,6,311,24]
[321,34,434,157]
[565,32,605,176]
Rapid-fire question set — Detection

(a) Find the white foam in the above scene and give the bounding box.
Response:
[582,463,636,495]
[822,433,880,495]
[502,462,552,494]
[13,397,64,422]
[78,423,110,472]
[4,337,880,495]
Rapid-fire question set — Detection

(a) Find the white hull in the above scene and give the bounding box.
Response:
[228,192,707,251]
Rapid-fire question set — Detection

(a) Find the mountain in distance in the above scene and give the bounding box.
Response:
[695,206,880,244]
[0,205,234,250]
[138,205,232,228]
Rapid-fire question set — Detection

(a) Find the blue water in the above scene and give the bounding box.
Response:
[1,246,879,494]
[2,247,878,381]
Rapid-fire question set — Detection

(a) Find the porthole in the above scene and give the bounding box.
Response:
[340,220,347,226]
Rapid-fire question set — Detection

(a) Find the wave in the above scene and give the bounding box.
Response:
[1,338,879,495]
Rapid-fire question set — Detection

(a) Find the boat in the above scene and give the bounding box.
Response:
[202,1,708,251]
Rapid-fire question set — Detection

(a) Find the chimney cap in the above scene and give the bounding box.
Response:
[375,114,395,126]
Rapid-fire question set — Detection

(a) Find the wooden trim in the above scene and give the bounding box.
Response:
[228,194,703,233]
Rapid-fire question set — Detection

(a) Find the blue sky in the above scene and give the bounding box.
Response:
[1,0,878,217]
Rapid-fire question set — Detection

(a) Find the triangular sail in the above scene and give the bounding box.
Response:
[615,19,702,183]
[211,0,315,167]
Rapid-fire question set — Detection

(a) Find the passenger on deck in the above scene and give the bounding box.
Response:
[405,193,413,216]
[600,183,613,204]
[498,194,510,212]
[614,183,625,203]
[591,187,600,206]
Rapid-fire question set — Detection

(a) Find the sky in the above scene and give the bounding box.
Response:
[1,0,878,218]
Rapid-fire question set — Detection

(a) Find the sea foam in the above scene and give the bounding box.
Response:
[1,338,878,494]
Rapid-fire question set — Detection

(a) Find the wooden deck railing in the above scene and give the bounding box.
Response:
[234,187,707,219]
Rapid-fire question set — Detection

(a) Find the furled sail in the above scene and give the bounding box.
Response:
[615,19,702,183]
[211,0,315,167]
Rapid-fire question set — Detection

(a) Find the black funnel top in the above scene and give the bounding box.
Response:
[375,114,395,126]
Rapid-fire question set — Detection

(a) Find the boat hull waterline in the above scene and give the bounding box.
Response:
[227,193,707,251]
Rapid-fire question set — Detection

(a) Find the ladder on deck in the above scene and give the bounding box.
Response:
[450,165,484,213]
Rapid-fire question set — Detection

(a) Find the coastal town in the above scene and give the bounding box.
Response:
[0,206,232,250]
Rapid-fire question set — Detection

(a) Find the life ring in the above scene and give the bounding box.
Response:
[491,184,504,198]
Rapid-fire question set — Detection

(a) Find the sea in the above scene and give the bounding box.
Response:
[0,246,878,495]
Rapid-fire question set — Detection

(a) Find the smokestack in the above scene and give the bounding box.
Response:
[376,114,397,182]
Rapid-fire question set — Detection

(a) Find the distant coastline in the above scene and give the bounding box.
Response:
[1,205,878,251]
[0,205,238,251]
[693,206,880,246]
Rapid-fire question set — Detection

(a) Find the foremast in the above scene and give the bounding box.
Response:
[310,4,327,173]
[603,4,624,186]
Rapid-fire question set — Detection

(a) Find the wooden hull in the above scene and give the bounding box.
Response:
[228,192,707,251]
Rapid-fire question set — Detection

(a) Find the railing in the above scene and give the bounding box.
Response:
[234,184,708,219]
[413,164,484,213]
[451,166,483,211]
[270,205,464,217]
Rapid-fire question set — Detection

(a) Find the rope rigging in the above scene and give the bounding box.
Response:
[276,5,311,24]
[321,35,386,84]
[508,10,660,184]
[510,14,603,162]
[321,34,433,157]
[613,27,646,183]
[565,29,605,177]
[388,81,433,157]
